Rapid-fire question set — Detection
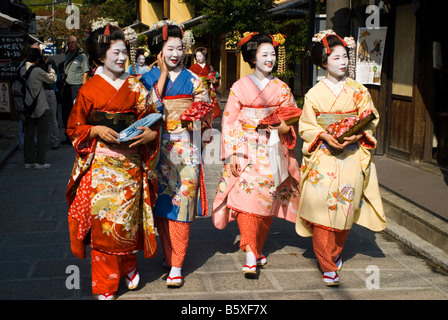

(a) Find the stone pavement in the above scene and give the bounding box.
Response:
[1,115,448,302]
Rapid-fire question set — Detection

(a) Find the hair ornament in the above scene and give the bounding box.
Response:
[195,47,207,54]
[237,32,258,47]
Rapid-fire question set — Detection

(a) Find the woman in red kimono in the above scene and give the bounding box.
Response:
[189,47,221,118]
[65,24,159,300]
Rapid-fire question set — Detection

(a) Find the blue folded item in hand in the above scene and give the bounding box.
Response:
[118,113,163,142]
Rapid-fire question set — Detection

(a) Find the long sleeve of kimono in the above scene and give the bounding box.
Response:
[191,72,210,103]
[299,95,325,156]
[277,82,300,149]
[220,90,244,162]
[140,69,164,111]
[354,87,379,149]
[66,91,96,154]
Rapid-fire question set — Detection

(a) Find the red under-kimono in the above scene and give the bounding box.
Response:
[66,74,159,263]
[189,63,221,119]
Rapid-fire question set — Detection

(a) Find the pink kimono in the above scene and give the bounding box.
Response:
[212,75,301,230]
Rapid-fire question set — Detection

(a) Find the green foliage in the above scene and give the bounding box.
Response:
[27,0,138,50]
[183,0,309,81]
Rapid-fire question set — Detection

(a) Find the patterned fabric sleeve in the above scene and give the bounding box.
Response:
[66,90,96,154]
[299,95,326,155]
[354,85,379,149]
[220,90,245,162]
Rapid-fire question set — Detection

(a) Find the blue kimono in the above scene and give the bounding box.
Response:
[140,67,210,222]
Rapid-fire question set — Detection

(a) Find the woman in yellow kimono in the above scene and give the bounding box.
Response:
[296,30,386,286]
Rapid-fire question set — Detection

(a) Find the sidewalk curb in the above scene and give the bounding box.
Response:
[381,187,448,272]
[384,219,448,272]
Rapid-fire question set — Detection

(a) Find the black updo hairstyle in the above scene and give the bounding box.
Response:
[147,24,183,56]
[310,34,347,69]
[87,25,127,66]
[26,47,42,63]
[240,33,277,69]
[194,47,208,60]
[136,48,146,61]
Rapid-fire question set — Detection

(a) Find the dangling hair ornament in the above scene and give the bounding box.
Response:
[123,26,138,74]
[272,34,286,74]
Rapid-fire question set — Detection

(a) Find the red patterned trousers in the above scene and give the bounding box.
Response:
[312,225,349,272]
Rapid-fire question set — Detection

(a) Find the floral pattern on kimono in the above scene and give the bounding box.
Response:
[296,77,386,237]
[140,67,210,223]
[212,75,301,229]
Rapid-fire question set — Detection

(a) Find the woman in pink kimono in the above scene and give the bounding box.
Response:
[213,33,301,277]
[296,31,386,286]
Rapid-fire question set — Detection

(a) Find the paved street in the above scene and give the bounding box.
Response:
[1,123,448,302]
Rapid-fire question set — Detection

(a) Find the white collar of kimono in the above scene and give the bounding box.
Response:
[248,74,273,91]
[322,77,347,96]
[99,72,128,90]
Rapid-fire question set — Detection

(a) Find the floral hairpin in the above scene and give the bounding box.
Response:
[91,17,119,32]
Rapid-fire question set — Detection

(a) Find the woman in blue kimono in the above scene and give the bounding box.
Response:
[139,22,210,287]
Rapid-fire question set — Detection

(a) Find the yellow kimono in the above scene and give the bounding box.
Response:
[296,78,386,237]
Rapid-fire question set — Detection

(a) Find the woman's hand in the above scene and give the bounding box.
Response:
[319,132,344,150]
[157,52,168,97]
[268,119,291,135]
[90,125,119,144]
[157,51,168,76]
[230,154,241,177]
[340,133,363,148]
[129,126,157,148]
[185,121,209,132]
[319,132,363,150]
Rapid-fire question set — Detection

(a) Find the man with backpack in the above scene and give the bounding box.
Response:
[20,47,57,169]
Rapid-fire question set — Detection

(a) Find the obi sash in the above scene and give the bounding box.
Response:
[240,105,278,127]
[163,96,193,133]
[316,112,357,131]
[316,112,359,151]
[88,110,136,133]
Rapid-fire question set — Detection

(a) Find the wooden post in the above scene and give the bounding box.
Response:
[163,0,170,20]
[410,17,434,162]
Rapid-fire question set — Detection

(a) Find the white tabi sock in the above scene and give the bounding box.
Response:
[169,267,182,278]
[246,251,257,267]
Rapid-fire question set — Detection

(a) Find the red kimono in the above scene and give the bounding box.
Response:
[66,75,159,261]
[189,63,221,118]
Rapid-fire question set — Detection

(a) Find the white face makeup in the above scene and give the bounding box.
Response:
[195,51,205,64]
[103,40,127,78]
[137,55,145,67]
[254,43,276,74]
[324,45,348,81]
[162,37,184,70]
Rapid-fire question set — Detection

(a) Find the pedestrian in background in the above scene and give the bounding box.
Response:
[43,57,59,150]
[21,47,57,169]
[61,35,89,144]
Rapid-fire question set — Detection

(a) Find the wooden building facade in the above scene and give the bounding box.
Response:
[332,0,448,170]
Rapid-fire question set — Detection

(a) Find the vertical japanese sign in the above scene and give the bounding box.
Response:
[0,82,11,113]
[0,34,26,79]
[355,27,387,85]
